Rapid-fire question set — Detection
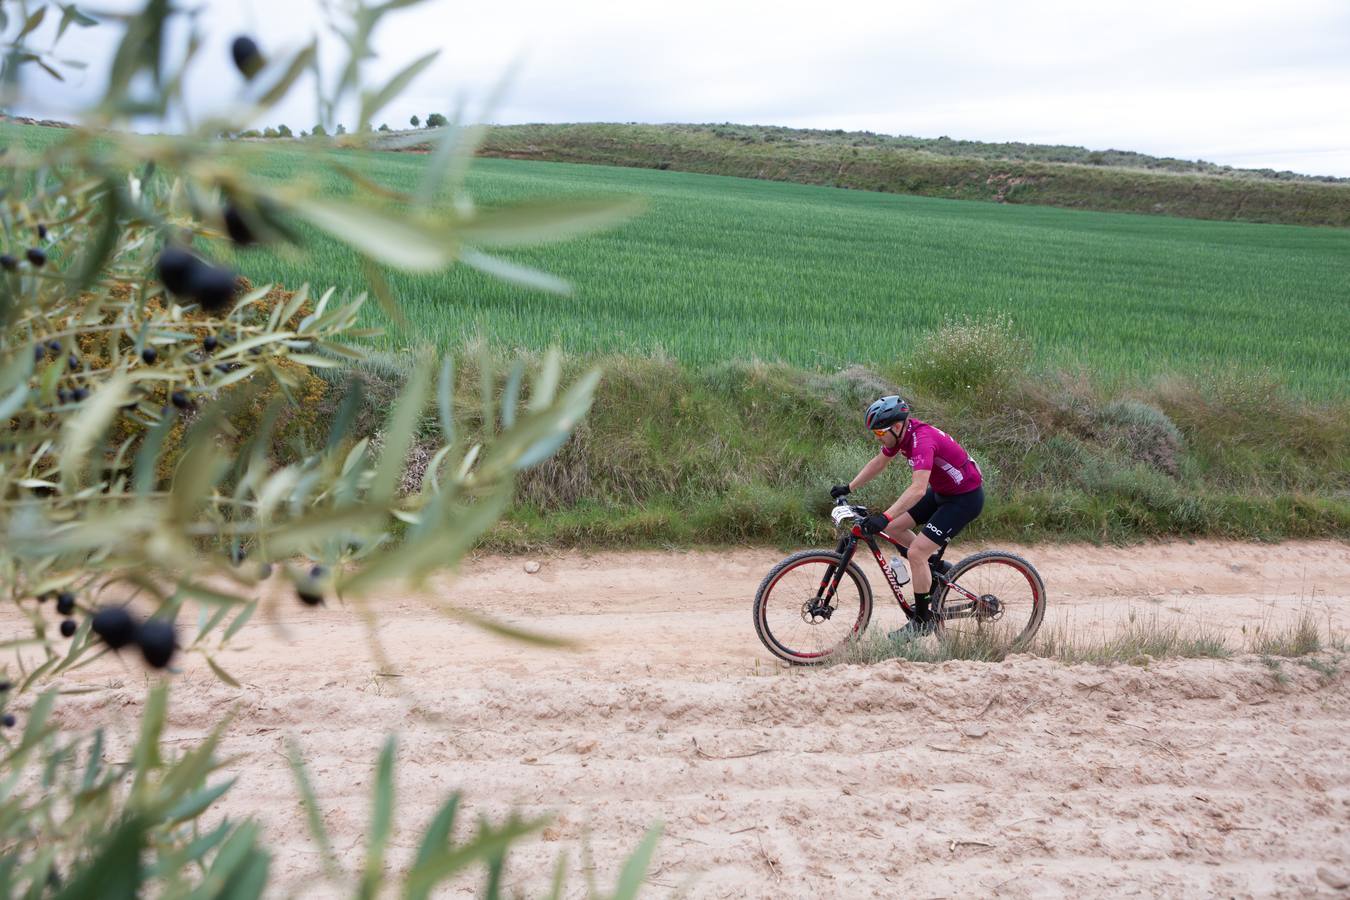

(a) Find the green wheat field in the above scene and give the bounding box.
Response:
[8,123,1349,396]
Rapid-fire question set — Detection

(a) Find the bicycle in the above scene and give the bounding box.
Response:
[752,499,1046,665]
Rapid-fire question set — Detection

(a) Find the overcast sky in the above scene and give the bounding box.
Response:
[11,0,1350,176]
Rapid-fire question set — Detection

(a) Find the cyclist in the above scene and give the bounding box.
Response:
[830,395,984,639]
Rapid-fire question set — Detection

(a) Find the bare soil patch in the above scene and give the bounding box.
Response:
[32,541,1350,896]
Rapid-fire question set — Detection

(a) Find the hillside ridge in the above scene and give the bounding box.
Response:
[456,123,1350,227]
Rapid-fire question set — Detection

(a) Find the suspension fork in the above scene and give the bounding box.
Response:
[816,535,859,604]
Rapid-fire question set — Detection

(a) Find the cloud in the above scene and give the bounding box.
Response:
[7,0,1350,175]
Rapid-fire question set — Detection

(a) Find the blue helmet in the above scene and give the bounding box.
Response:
[864,395,910,431]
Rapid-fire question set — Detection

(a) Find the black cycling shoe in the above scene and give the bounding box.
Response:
[888,616,936,643]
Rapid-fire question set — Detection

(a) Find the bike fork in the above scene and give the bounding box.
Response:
[815,536,857,604]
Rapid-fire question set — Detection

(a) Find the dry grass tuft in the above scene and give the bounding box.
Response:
[1248,612,1323,658]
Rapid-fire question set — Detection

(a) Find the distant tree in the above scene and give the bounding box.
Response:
[378,123,390,132]
[240,129,261,138]
[299,129,307,137]
[311,124,326,137]
[410,114,419,127]
[426,112,447,128]
[277,124,293,137]
[262,126,279,138]
[336,123,347,135]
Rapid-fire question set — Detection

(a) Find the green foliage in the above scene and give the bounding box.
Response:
[277,124,293,137]
[426,112,447,128]
[410,115,420,127]
[0,0,650,895]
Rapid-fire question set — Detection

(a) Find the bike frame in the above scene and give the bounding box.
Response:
[817,504,986,620]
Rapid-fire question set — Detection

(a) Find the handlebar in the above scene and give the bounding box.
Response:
[829,499,869,527]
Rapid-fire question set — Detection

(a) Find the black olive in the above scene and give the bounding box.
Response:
[56,592,75,615]
[203,335,218,352]
[59,619,77,638]
[157,246,201,297]
[191,265,239,313]
[224,205,257,246]
[297,581,324,606]
[37,224,47,240]
[1,255,17,272]
[72,387,88,402]
[26,248,45,267]
[141,347,158,365]
[91,607,137,650]
[136,619,177,669]
[231,36,265,79]
[170,390,191,410]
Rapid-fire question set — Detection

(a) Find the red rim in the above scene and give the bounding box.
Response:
[940,555,1043,643]
[760,555,868,661]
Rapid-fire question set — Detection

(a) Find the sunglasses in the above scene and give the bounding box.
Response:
[872,428,890,437]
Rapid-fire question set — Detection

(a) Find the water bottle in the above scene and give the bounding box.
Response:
[889,557,911,586]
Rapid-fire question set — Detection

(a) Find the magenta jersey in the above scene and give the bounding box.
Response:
[881,418,983,495]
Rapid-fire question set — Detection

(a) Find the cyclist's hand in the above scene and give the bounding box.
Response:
[860,512,891,535]
[830,483,852,500]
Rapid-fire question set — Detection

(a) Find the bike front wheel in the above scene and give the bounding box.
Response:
[935,550,1046,651]
[753,550,874,665]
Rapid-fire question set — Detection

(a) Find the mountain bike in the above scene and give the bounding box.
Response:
[752,499,1046,665]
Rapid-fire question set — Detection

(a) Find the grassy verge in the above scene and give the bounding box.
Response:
[470,123,1350,227]
[303,317,1349,549]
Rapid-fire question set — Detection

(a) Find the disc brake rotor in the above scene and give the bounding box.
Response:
[977,593,1003,621]
[801,598,834,624]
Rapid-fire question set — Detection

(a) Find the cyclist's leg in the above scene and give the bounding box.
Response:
[917,487,986,569]
[882,488,937,549]
[910,488,984,614]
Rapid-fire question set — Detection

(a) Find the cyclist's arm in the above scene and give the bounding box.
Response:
[885,468,931,520]
[849,452,891,490]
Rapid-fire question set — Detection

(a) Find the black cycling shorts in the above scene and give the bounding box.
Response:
[904,485,984,547]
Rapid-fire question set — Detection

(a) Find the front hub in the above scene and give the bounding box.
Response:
[802,598,834,624]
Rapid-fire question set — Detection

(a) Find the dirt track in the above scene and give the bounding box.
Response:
[38,541,1350,897]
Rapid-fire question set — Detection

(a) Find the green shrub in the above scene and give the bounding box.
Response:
[1094,400,1183,475]
[904,314,1030,402]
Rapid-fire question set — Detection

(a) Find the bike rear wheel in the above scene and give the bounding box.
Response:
[754,550,873,665]
[934,550,1045,651]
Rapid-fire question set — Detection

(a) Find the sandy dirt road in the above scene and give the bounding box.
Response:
[28,540,1350,897]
